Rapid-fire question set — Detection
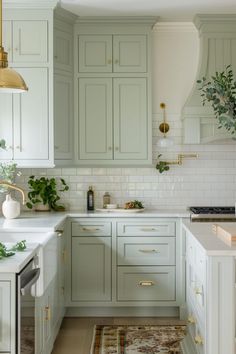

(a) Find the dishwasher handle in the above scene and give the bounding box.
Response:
[21,268,40,296]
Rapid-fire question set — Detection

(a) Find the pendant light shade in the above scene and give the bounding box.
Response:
[0,66,28,92]
[0,0,28,93]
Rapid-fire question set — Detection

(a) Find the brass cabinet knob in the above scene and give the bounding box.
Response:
[107,59,112,64]
[194,335,203,345]
[115,147,119,151]
[108,146,112,151]
[114,59,119,64]
[187,315,196,324]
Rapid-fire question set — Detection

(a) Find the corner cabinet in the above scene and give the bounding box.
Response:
[75,18,156,166]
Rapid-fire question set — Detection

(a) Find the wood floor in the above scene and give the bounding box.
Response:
[52,317,185,354]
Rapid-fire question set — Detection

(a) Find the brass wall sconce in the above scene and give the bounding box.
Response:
[156,153,198,173]
[157,102,174,147]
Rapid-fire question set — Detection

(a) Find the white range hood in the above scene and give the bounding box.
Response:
[182,15,236,144]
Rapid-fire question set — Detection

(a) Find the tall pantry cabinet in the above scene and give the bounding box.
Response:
[75,18,156,166]
[0,2,76,167]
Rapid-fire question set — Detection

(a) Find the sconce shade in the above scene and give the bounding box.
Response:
[157,136,174,148]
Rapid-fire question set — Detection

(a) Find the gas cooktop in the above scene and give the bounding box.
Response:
[190,206,236,222]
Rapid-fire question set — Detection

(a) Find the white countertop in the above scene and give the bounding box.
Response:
[0,242,40,273]
[0,209,190,232]
[183,220,236,256]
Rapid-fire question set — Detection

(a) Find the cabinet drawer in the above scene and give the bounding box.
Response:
[117,266,175,301]
[72,222,112,236]
[117,237,175,266]
[117,221,176,237]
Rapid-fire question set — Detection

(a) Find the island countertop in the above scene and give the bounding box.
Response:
[182,219,236,256]
[0,209,190,233]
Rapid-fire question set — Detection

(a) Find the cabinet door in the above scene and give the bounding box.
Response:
[113,35,147,72]
[0,282,11,352]
[12,21,48,62]
[78,35,112,72]
[78,78,113,160]
[72,237,112,301]
[3,21,12,62]
[54,29,73,72]
[0,93,13,160]
[54,74,74,160]
[13,68,49,160]
[113,78,148,160]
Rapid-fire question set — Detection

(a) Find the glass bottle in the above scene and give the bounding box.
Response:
[87,186,94,211]
[103,192,110,208]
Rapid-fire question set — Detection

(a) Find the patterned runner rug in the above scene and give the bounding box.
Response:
[90,325,186,354]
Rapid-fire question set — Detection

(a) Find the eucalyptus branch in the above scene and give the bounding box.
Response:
[197,65,236,135]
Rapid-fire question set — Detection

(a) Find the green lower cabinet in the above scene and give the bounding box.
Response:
[0,281,12,352]
[71,237,112,301]
[117,266,176,301]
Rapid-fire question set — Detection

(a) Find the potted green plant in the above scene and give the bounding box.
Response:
[197,65,236,136]
[26,176,69,211]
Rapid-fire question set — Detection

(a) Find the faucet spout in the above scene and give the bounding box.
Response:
[0,181,26,205]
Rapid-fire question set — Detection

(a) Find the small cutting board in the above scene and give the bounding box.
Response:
[212,224,236,244]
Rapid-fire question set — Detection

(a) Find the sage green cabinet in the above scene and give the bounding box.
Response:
[0,68,50,165]
[79,35,112,73]
[78,77,148,161]
[113,78,147,160]
[78,34,146,73]
[71,236,112,302]
[54,29,73,72]
[3,20,48,63]
[0,281,12,352]
[54,73,74,161]
[78,78,113,160]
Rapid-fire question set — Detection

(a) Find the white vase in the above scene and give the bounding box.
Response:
[2,194,21,219]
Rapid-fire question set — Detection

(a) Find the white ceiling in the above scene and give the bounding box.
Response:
[60,0,236,20]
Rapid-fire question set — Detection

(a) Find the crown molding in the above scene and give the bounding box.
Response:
[76,16,158,26]
[153,22,197,33]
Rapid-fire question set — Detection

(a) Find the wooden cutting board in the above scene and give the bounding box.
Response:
[212,224,236,244]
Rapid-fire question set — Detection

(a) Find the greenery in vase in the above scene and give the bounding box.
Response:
[26,176,69,211]
[156,154,170,173]
[197,65,236,135]
[0,162,21,193]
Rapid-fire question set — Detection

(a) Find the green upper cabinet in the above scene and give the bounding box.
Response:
[76,18,156,165]
[113,78,147,160]
[78,34,147,73]
[113,35,147,72]
[79,78,113,160]
[3,20,48,63]
[79,35,112,72]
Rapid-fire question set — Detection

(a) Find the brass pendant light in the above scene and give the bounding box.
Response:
[0,0,28,92]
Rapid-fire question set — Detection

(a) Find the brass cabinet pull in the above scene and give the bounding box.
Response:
[115,147,119,151]
[45,306,51,321]
[82,227,101,231]
[107,59,112,64]
[187,315,196,324]
[138,281,154,286]
[140,228,157,231]
[194,335,203,345]
[139,249,158,253]
[62,249,67,263]
[108,146,112,151]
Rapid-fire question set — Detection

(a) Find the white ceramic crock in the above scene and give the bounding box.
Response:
[2,194,21,219]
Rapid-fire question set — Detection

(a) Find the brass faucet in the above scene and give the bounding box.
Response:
[0,181,26,205]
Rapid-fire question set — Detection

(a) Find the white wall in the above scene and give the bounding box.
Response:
[16,23,236,210]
